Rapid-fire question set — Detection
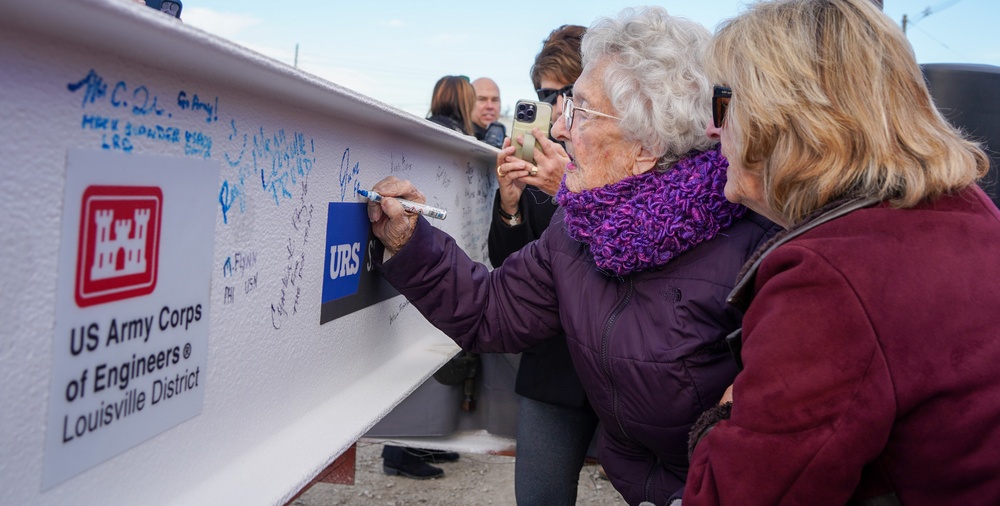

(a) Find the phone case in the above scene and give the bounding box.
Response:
[511,100,552,165]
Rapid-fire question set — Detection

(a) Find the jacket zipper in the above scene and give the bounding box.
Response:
[601,277,634,442]
[644,457,662,503]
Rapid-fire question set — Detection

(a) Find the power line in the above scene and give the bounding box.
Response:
[902,0,965,34]
[909,23,969,59]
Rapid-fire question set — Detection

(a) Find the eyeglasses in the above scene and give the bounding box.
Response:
[563,97,621,131]
[536,84,574,105]
[713,85,732,128]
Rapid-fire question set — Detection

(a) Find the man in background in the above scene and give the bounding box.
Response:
[471,77,505,148]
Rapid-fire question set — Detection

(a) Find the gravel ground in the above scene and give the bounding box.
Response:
[293,440,627,506]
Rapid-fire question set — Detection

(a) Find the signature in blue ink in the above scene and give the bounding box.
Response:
[258,129,314,206]
[67,70,107,108]
[218,123,316,224]
[69,69,224,160]
[185,130,213,158]
[114,83,166,117]
[224,119,246,168]
[339,148,361,202]
[125,121,181,143]
[177,91,219,123]
[81,115,119,132]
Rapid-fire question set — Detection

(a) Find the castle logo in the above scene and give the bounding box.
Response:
[75,186,162,307]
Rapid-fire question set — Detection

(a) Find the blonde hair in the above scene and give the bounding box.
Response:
[707,0,989,223]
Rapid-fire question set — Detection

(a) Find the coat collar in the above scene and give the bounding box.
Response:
[727,196,883,312]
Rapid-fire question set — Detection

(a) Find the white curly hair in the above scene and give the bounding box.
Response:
[582,7,716,169]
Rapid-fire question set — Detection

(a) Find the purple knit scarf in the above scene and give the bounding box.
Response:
[556,146,745,276]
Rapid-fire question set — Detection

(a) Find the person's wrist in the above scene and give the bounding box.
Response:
[498,206,520,226]
[540,181,559,196]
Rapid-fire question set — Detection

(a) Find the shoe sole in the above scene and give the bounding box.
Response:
[422,456,460,464]
[382,465,444,480]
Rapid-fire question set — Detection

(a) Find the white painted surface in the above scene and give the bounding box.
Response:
[0,0,499,504]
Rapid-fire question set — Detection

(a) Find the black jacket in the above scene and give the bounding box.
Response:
[428,114,465,133]
[474,121,506,149]
[487,186,589,408]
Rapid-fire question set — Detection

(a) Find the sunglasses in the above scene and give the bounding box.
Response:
[536,84,574,105]
[713,85,732,128]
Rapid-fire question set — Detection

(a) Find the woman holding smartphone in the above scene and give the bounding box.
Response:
[490,27,581,237]
[487,25,601,506]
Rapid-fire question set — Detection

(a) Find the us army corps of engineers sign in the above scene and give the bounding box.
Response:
[43,149,218,489]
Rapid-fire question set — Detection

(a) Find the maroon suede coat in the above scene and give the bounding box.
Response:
[686,186,1000,505]
[379,208,775,505]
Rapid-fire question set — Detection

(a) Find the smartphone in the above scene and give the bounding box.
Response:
[511,100,552,165]
[144,0,183,18]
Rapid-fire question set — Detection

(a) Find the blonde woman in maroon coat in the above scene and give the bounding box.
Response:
[686,0,1000,505]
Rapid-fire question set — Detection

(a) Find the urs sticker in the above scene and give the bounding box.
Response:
[75,186,162,307]
[322,203,369,303]
[319,202,398,324]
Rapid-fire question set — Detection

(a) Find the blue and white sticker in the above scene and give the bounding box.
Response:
[319,203,398,324]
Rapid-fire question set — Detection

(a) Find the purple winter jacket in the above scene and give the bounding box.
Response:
[378,208,776,505]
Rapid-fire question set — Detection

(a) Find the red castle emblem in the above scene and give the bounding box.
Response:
[75,186,162,307]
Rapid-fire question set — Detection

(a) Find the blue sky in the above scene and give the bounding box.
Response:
[182,1,1000,118]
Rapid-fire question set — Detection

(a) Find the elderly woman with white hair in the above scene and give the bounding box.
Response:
[367,7,776,504]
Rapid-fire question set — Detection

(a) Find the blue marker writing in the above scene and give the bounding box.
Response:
[357,189,448,220]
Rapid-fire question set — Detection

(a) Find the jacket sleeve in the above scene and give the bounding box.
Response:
[379,216,563,354]
[684,244,896,505]
[488,189,541,268]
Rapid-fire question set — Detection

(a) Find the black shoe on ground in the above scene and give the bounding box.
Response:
[382,451,444,480]
[408,448,461,463]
